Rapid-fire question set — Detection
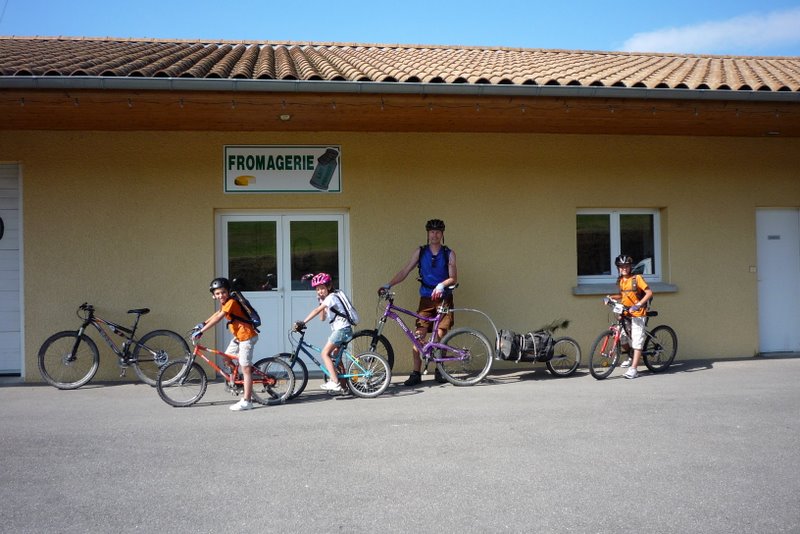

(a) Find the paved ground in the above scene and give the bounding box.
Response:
[1,356,799,534]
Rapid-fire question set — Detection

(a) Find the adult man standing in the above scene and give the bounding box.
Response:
[380,219,458,386]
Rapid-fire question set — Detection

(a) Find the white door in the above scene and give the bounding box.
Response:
[756,209,800,353]
[216,212,349,360]
[0,164,22,375]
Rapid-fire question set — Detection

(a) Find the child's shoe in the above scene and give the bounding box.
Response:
[623,368,639,379]
[230,398,253,411]
[320,380,343,392]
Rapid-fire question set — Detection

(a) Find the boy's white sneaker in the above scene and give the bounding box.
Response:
[620,358,632,368]
[320,381,343,392]
[623,368,639,379]
[230,398,254,411]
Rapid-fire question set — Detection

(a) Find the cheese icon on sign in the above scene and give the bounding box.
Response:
[234,175,255,186]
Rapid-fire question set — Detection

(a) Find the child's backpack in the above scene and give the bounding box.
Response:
[330,290,359,326]
[229,289,262,331]
[619,274,653,309]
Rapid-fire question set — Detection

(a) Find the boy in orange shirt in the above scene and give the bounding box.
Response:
[608,255,653,379]
[193,277,259,410]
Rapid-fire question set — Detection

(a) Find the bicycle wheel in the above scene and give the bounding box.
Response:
[589,330,619,380]
[278,353,308,400]
[437,328,493,386]
[349,330,394,370]
[642,325,678,373]
[38,331,100,389]
[251,357,295,406]
[346,351,391,398]
[546,337,581,377]
[132,329,191,386]
[156,360,207,407]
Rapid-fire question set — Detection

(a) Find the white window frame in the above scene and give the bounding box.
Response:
[577,208,662,284]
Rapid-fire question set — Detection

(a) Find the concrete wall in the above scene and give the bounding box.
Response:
[2,130,798,380]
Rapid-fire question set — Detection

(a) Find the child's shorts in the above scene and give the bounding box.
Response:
[629,317,647,350]
[329,327,353,347]
[226,335,258,367]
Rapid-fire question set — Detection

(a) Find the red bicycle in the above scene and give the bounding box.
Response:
[588,297,678,380]
[155,336,295,407]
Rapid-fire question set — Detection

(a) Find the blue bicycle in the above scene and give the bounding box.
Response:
[276,325,392,400]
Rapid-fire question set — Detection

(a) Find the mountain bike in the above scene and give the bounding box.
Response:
[277,325,391,400]
[155,334,295,407]
[38,303,190,389]
[588,297,678,380]
[354,288,493,386]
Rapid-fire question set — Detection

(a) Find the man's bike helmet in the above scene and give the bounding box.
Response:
[209,277,231,293]
[615,255,634,267]
[425,219,446,231]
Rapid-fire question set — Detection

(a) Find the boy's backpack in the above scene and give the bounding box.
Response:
[329,290,359,326]
[229,289,262,331]
[619,274,652,309]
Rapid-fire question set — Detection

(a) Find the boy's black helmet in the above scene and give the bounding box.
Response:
[615,255,634,267]
[426,219,445,231]
[209,277,231,293]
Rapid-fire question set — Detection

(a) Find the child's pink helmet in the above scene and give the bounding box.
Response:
[310,273,332,288]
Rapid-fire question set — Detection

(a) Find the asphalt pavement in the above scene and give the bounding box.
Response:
[1,356,799,534]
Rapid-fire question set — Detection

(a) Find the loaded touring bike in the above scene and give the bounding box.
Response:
[38,303,190,389]
[588,297,678,380]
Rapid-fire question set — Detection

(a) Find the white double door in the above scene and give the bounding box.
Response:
[216,212,350,360]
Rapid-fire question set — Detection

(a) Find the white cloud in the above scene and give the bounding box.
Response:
[621,7,800,55]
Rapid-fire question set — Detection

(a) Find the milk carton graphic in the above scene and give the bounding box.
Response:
[309,148,339,190]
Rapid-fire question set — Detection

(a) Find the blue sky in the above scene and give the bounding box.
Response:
[1,0,799,56]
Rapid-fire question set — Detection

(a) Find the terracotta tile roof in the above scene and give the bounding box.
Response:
[1,36,799,93]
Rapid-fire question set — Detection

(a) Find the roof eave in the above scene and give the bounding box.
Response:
[1,76,799,103]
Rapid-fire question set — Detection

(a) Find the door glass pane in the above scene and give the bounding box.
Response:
[620,214,655,275]
[291,220,339,290]
[577,214,610,275]
[227,221,277,291]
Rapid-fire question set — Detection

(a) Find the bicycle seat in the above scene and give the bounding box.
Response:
[646,311,658,317]
[128,308,150,315]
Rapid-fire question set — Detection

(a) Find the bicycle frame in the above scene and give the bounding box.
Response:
[374,294,468,363]
[75,310,143,362]
[187,342,277,389]
[288,330,377,380]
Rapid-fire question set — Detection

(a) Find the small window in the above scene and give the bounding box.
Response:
[577,209,661,283]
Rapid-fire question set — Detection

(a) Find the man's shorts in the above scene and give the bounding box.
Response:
[415,295,454,333]
[329,327,353,346]
[225,335,258,367]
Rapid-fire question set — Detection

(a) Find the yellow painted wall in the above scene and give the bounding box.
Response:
[1,130,799,381]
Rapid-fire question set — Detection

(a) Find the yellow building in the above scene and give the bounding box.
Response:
[1,37,799,381]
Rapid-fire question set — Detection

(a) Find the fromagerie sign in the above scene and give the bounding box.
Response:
[224,145,341,193]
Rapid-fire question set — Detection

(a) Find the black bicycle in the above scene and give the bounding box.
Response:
[38,303,190,389]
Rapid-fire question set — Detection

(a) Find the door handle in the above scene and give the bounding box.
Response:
[0,216,4,240]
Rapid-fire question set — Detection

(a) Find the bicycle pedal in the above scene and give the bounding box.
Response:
[119,368,127,378]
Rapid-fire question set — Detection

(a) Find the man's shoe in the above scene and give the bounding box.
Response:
[403,371,422,386]
[434,367,447,383]
[620,358,632,368]
[623,368,639,379]
[230,398,254,411]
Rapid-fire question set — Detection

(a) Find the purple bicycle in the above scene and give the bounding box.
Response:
[352,288,493,386]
